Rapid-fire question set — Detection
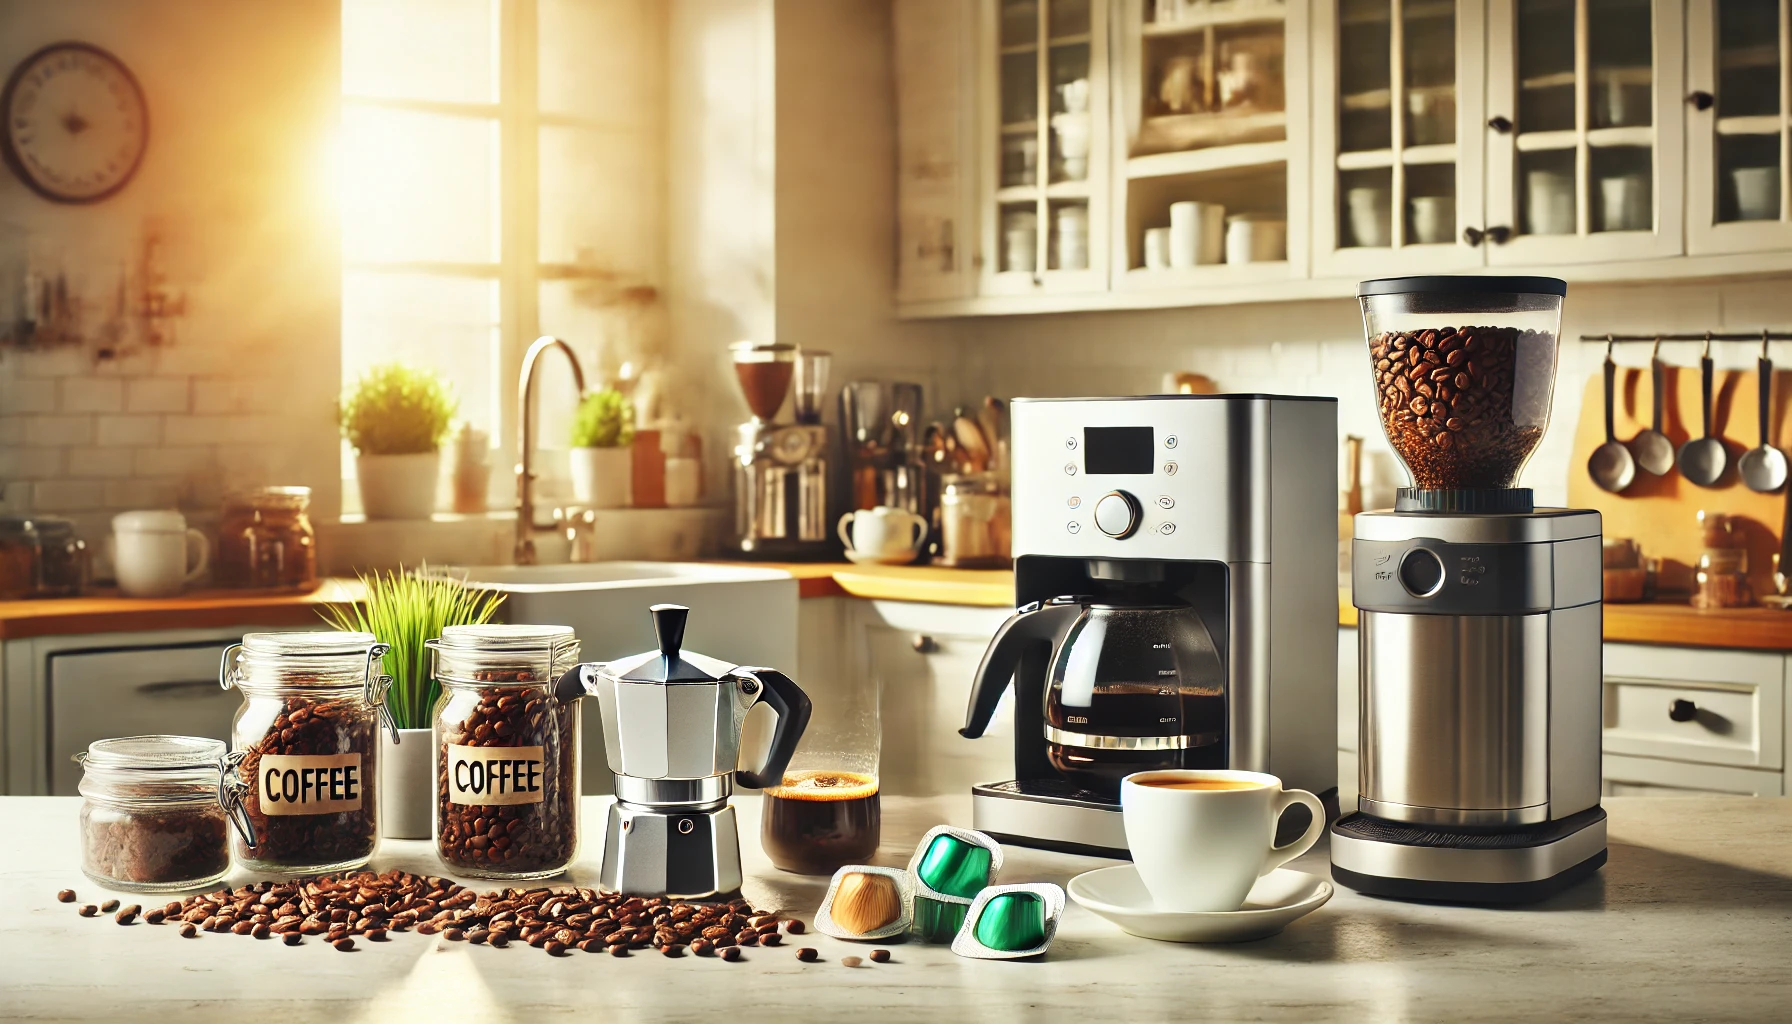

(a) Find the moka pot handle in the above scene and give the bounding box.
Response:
[729,667,813,790]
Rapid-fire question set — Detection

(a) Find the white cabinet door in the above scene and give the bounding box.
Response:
[1484,0,1686,264]
[1685,0,1792,255]
[1603,752,1785,796]
[48,644,240,795]
[1312,0,1489,277]
[896,0,980,302]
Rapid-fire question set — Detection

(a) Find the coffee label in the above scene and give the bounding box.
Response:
[257,753,363,816]
[446,745,547,806]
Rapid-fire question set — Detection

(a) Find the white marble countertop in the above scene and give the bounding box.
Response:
[4,794,1791,1023]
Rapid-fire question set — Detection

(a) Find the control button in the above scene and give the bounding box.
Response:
[1066,521,1081,535]
[1399,548,1447,597]
[1162,461,1178,476]
[1065,437,1078,451]
[1165,435,1178,449]
[1159,522,1176,535]
[1065,462,1078,476]
[1094,490,1142,539]
[1067,496,1082,509]
[1157,495,1175,509]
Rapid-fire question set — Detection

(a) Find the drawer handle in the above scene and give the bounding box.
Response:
[1668,698,1698,722]
[137,679,225,699]
[912,634,938,654]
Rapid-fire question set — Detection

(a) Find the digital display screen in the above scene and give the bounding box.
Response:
[1084,426,1155,475]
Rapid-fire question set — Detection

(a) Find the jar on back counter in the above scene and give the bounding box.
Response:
[220,632,394,873]
[427,624,582,879]
[76,735,255,893]
[34,517,90,596]
[217,486,317,591]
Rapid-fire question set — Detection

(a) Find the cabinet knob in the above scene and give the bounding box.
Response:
[1487,115,1513,133]
[1669,698,1698,722]
[1688,91,1715,111]
[1462,226,1485,247]
[1486,225,1513,245]
[912,634,938,654]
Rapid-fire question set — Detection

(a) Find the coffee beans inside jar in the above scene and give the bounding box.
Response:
[75,736,250,893]
[429,624,581,879]
[222,632,394,874]
[1368,326,1552,490]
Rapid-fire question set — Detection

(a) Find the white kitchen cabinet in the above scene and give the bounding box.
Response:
[1602,752,1786,795]
[1685,0,1792,255]
[895,0,980,302]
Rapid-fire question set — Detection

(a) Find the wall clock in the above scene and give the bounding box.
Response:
[2,42,148,203]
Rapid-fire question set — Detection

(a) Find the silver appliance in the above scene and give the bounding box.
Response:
[960,394,1338,856]
[1330,275,1607,904]
[734,344,834,559]
[556,603,811,897]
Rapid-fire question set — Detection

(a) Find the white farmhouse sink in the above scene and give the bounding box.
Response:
[444,561,800,794]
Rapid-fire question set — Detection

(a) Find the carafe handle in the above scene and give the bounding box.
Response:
[960,598,1084,739]
[729,667,813,790]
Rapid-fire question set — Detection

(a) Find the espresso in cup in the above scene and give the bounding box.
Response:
[1121,769,1325,913]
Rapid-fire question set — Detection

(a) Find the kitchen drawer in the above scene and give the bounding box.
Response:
[1602,671,1783,771]
[48,644,239,795]
[1602,753,1784,797]
[862,601,1012,797]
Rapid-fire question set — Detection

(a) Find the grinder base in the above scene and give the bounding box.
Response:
[1328,806,1607,905]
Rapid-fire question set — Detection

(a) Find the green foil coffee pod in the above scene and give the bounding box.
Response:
[973,891,1045,951]
[917,834,994,899]
[951,883,1065,961]
[912,894,970,944]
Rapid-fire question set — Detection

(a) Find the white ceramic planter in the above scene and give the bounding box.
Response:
[357,451,439,520]
[379,727,434,839]
[569,446,632,508]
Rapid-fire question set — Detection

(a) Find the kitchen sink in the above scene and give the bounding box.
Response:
[443,561,801,794]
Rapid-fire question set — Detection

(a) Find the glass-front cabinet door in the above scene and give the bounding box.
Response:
[1484,0,1685,264]
[1110,0,1309,290]
[1313,0,1487,275]
[1687,0,1792,254]
[981,0,1110,295]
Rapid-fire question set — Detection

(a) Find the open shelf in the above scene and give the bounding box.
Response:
[1144,0,1286,34]
[1130,139,1288,179]
[1136,109,1285,154]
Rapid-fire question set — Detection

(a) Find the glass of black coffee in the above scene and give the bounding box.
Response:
[762,769,881,874]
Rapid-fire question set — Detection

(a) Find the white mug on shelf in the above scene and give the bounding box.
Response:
[838,505,928,564]
[1121,769,1326,913]
[1732,166,1779,222]
[1598,173,1650,233]
[1345,186,1392,248]
[1143,227,1172,270]
[1525,169,1575,236]
[1055,205,1090,271]
[1225,214,1286,264]
[1407,195,1456,245]
[1169,201,1225,268]
[112,510,209,598]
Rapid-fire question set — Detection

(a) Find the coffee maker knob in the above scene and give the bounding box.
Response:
[1094,490,1142,538]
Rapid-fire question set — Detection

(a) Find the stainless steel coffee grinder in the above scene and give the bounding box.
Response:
[556,603,812,898]
[960,395,1338,856]
[1331,276,1607,904]
[733,343,834,559]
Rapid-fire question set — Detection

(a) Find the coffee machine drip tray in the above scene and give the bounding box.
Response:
[971,780,1128,858]
[1329,806,1607,905]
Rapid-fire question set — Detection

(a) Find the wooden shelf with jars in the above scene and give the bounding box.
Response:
[893,0,1792,319]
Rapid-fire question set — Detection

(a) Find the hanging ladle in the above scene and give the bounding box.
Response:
[1740,329,1788,493]
[1678,333,1729,488]
[1628,336,1675,477]
[1588,338,1637,493]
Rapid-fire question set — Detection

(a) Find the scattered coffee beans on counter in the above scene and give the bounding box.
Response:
[870,949,891,963]
[785,919,806,934]
[56,889,76,903]
[796,947,819,962]
[334,937,355,952]
[236,696,379,872]
[180,923,198,938]
[1368,326,1548,489]
[115,905,140,925]
[99,899,119,913]
[721,946,741,962]
[842,956,863,968]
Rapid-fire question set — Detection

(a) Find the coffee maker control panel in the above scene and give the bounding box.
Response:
[1093,491,1142,538]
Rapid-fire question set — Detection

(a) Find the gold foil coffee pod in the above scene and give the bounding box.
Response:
[814,865,915,942]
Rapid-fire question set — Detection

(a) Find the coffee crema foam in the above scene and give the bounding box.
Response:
[766,769,879,802]
[1137,778,1265,792]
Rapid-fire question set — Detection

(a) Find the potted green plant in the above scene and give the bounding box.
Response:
[321,568,505,839]
[340,363,457,519]
[569,387,636,508]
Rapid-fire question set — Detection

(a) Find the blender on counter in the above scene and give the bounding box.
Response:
[1332,276,1607,904]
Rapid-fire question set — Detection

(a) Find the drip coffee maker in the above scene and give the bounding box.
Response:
[960,395,1337,856]
[733,343,833,558]
[1330,276,1607,904]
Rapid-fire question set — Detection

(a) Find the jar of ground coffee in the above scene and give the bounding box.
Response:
[427,624,581,879]
[76,735,255,892]
[220,631,394,873]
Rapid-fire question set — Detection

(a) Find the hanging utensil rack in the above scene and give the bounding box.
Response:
[1580,332,1792,343]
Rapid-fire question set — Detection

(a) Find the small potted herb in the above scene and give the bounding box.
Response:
[340,363,457,520]
[321,568,505,838]
[569,388,636,508]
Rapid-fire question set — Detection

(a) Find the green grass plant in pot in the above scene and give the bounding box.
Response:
[569,388,636,508]
[341,363,457,519]
[321,568,505,838]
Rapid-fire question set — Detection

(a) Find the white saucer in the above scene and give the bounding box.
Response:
[1067,865,1332,943]
[842,549,921,566]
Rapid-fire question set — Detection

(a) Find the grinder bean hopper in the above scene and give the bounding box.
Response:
[556,604,812,898]
[1331,276,1607,904]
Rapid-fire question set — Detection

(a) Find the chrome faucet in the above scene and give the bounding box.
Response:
[516,335,588,565]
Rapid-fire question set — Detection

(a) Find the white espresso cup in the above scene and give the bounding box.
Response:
[112,510,209,598]
[838,505,927,561]
[1121,769,1325,913]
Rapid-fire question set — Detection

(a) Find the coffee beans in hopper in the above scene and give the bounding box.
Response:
[1369,326,1548,490]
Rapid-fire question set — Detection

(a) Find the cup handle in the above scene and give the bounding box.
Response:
[836,512,857,552]
[1262,787,1326,876]
[908,515,928,549]
[183,528,211,584]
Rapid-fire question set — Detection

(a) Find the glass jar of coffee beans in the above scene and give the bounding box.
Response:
[76,735,256,892]
[427,624,582,879]
[220,631,395,874]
